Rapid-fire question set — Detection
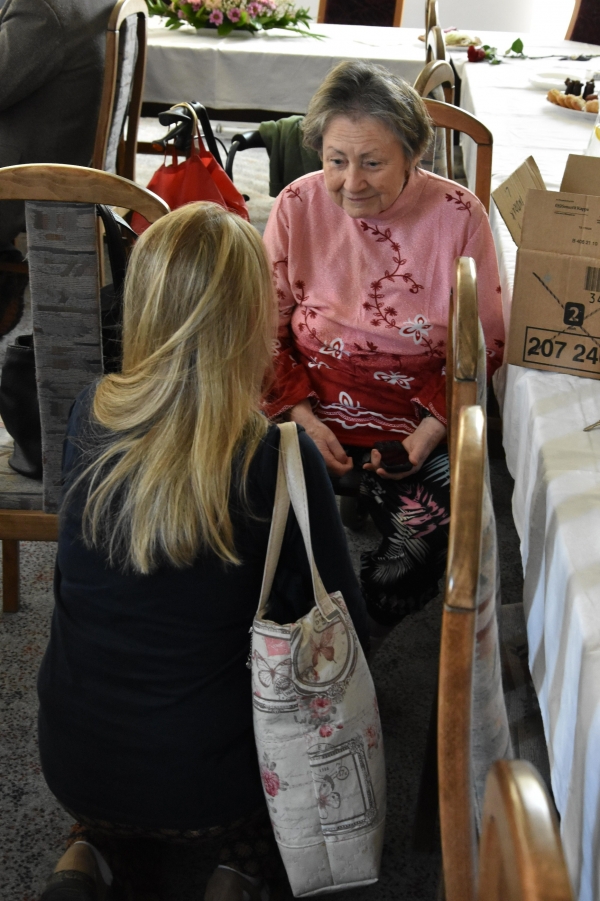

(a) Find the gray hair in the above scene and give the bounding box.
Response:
[302,61,433,164]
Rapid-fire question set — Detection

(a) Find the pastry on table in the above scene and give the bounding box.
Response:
[547,88,586,110]
[444,30,481,46]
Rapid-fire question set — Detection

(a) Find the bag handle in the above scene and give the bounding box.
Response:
[170,101,218,159]
[256,423,337,622]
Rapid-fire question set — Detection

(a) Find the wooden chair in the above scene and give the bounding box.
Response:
[92,0,148,182]
[425,0,439,39]
[317,0,404,27]
[438,401,504,901]
[414,60,455,180]
[446,257,480,461]
[414,60,455,107]
[427,24,446,62]
[423,98,493,211]
[478,760,574,901]
[439,262,552,901]
[0,164,168,614]
[0,0,147,287]
[565,0,600,44]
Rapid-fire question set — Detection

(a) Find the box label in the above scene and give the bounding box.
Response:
[521,326,600,376]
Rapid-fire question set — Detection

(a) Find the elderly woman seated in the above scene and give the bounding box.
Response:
[263,61,505,638]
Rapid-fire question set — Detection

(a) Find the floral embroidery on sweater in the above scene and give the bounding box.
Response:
[374,371,415,388]
[399,315,445,359]
[272,258,289,304]
[295,280,348,358]
[357,221,447,363]
[285,186,302,201]
[487,337,505,360]
[360,224,424,324]
[445,189,472,215]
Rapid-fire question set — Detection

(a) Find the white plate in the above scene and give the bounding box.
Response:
[417,33,481,49]
[544,101,596,120]
[530,70,590,91]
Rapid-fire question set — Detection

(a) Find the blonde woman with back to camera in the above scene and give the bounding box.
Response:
[37,202,369,901]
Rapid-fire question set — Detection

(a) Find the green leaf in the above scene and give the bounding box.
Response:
[511,37,524,53]
[217,21,234,35]
[490,58,501,65]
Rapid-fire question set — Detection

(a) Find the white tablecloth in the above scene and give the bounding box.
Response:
[459,43,600,901]
[145,20,429,110]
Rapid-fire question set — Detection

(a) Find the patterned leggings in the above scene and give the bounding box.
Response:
[348,444,451,627]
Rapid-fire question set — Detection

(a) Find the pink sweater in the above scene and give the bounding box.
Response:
[263,167,505,447]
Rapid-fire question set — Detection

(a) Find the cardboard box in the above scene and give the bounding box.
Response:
[493,154,600,380]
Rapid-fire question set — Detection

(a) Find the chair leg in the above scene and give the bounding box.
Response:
[2,538,20,613]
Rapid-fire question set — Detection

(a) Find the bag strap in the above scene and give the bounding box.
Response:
[96,204,136,300]
[173,101,214,158]
[255,422,337,622]
[256,438,290,617]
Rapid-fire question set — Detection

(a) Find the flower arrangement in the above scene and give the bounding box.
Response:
[146,0,316,36]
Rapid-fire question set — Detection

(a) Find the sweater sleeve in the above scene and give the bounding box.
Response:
[0,0,64,113]
[262,193,318,418]
[410,203,505,423]
[267,427,370,654]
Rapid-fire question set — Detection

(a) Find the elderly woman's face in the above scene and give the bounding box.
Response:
[321,115,410,218]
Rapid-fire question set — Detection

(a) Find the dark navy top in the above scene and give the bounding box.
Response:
[37,388,368,830]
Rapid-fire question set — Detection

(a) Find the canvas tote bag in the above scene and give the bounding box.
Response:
[251,423,386,897]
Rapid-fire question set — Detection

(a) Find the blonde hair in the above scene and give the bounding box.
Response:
[73,202,275,574]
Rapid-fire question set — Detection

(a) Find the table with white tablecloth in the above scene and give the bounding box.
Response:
[458,41,600,901]
[144,20,430,111]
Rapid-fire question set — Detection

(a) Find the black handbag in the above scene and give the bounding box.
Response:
[0,206,136,480]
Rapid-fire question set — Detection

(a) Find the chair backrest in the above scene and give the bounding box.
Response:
[477,760,574,901]
[425,0,439,39]
[317,0,404,26]
[446,257,480,464]
[423,98,493,211]
[414,61,455,180]
[438,403,485,901]
[565,0,600,43]
[427,24,446,62]
[414,60,455,106]
[0,164,168,513]
[439,261,512,901]
[92,0,148,182]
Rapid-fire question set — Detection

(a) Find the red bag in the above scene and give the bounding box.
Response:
[132,114,249,234]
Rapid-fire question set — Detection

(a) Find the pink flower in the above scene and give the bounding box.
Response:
[319,724,334,738]
[365,724,379,749]
[247,1,260,14]
[190,0,204,7]
[227,6,242,20]
[261,767,280,797]
[177,9,185,17]
[209,9,223,23]
[310,697,331,716]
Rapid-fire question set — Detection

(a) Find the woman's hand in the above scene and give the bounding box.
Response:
[363,416,447,480]
[290,400,353,477]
